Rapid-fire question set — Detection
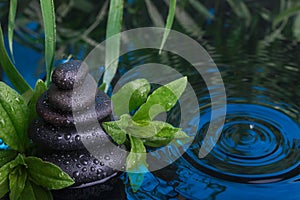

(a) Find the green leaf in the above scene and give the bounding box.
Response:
[40,0,56,86]
[19,179,35,200]
[159,0,176,53]
[8,0,17,61]
[20,180,53,200]
[19,180,35,200]
[31,181,53,200]
[9,154,26,169]
[0,82,30,152]
[174,130,189,139]
[98,82,106,92]
[25,156,74,190]
[0,177,9,199]
[102,120,127,145]
[273,5,300,28]
[0,162,11,198]
[127,136,147,170]
[127,136,147,192]
[0,150,17,167]
[103,115,189,146]
[133,77,187,121]
[104,114,156,139]
[103,0,124,92]
[0,155,24,198]
[27,80,47,123]
[9,166,27,200]
[0,25,32,94]
[112,79,150,116]
[143,121,189,147]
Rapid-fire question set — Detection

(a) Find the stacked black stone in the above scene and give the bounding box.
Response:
[29,60,126,189]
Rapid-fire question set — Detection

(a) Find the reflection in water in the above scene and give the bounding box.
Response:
[120,39,300,200]
[124,159,225,200]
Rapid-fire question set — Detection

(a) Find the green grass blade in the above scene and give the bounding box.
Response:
[8,0,17,62]
[0,25,32,94]
[273,5,300,28]
[39,0,56,86]
[159,0,176,54]
[103,0,124,92]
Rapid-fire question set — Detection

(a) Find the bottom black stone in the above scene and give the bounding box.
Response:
[40,149,126,185]
[52,178,126,200]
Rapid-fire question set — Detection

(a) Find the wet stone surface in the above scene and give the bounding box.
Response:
[48,74,98,112]
[28,60,126,190]
[36,91,112,127]
[52,60,89,90]
[29,119,113,151]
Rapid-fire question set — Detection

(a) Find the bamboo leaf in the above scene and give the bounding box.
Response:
[188,0,214,19]
[159,0,176,54]
[0,25,32,95]
[103,0,124,92]
[293,14,300,41]
[164,0,204,38]
[273,5,300,28]
[8,0,17,61]
[40,0,56,86]
[145,0,165,27]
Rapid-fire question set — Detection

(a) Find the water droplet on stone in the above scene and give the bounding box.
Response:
[75,135,81,142]
[64,160,70,165]
[82,167,87,172]
[64,134,71,140]
[104,155,110,160]
[73,171,80,177]
[93,159,99,164]
[80,159,88,166]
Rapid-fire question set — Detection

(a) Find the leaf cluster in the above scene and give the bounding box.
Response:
[103,77,190,192]
[0,153,74,200]
[0,81,74,199]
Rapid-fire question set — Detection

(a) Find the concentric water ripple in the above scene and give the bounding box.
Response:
[187,103,300,183]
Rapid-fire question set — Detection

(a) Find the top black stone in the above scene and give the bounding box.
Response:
[52,60,89,90]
